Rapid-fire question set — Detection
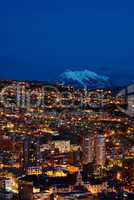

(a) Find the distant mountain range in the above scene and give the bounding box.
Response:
[58,69,111,89]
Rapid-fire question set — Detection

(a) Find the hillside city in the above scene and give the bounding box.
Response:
[0,80,133,199]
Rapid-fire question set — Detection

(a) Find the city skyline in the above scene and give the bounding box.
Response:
[0,1,134,199]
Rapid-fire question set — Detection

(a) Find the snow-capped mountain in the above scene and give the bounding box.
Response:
[58,69,111,88]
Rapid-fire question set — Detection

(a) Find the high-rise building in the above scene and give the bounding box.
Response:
[82,135,94,165]
[23,138,41,167]
[95,135,106,166]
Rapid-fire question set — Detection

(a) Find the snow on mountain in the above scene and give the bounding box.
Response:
[58,69,111,88]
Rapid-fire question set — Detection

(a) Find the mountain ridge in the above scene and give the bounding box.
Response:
[58,69,111,89]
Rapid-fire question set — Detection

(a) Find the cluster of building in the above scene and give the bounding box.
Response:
[0,81,133,199]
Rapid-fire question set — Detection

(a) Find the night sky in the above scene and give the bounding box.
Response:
[0,0,134,85]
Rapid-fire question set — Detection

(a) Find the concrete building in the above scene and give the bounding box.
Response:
[82,135,94,165]
[95,135,106,166]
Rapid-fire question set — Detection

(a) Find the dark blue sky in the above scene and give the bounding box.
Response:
[0,0,134,84]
